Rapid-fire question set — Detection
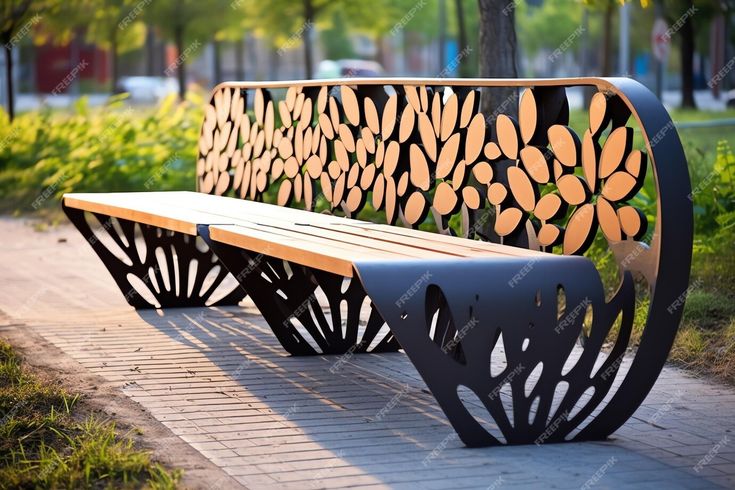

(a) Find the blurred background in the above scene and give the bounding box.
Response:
[1,0,733,113]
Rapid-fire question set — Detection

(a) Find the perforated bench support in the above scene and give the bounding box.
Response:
[198,225,400,355]
[354,258,634,446]
[63,204,246,309]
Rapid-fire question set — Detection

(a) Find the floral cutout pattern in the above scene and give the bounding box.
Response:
[197,83,650,257]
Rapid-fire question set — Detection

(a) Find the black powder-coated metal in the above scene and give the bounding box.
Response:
[63,204,245,309]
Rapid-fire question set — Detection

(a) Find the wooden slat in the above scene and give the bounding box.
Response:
[63,193,216,235]
[151,193,542,258]
[142,193,478,259]
[211,224,371,277]
[222,221,419,261]
[63,192,553,275]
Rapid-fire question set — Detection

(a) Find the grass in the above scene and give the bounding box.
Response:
[0,339,181,489]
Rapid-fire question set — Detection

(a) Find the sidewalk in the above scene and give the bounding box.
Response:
[1,217,734,489]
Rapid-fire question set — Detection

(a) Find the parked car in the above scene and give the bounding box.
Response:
[116,77,179,103]
[315,59,384,79]
[726,89,735,108]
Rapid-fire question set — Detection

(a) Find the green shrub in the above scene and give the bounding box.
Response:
[0,93,203,214]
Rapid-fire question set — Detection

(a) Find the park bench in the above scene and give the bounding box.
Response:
[62,77,692,446]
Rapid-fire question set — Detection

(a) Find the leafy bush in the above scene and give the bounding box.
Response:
[0,93,203,215]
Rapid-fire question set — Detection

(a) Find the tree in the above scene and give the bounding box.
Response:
[245,0,400,79]
[518,0,585,72]
[455,0,471,76]
[79,0,146,92]
[244,0,330,79]
[145,0,230,99]
[1,0,35,120]
[581,1,651,77]
[477,0,518,120]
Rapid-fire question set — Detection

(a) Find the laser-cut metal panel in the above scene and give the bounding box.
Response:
[354,257,634,446]
[196,77,692,445]
[199,225,399,356]
[197,79,655,256]
[63,204,245,309]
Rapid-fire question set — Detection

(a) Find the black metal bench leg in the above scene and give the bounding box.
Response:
[63,204,246,309]
[199,225,400,356]
[354,258,635,446]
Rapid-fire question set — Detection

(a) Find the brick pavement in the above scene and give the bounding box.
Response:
[1,217,733,489]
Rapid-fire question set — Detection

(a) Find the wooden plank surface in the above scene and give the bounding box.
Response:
[63,191,552,275]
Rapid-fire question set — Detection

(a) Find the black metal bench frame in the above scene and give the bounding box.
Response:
[63,77,693,447]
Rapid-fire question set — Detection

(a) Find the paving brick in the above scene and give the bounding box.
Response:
[1,217,734,489]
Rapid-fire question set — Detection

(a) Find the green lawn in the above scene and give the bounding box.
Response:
[0,340,180,489]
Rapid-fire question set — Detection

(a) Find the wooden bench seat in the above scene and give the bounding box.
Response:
[62,77,692,448]
[63,191,550,277]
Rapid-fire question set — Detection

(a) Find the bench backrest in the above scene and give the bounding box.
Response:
[196,78,693,443]
[196,78,688,260]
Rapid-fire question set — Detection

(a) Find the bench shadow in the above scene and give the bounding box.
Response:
[136,306,721,488]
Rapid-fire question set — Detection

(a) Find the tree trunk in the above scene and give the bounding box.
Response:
[601,1,613,77]
[213,40,222,85]
[455,0,470,77]
[110,28,121,93]
[303,0,314,79]
[438,0,447,70]
[680,0,697,109]
[145,27,156,76]
[174,24,186,100]
[234,36,245,80]
[4,44,14,121]
[477,0,518,121]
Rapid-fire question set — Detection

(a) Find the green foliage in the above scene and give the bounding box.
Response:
[0,93,204,214]
[518,0,586,58]
[0,339,180,489]
[691,140,735,237]
[320,11,356,60]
